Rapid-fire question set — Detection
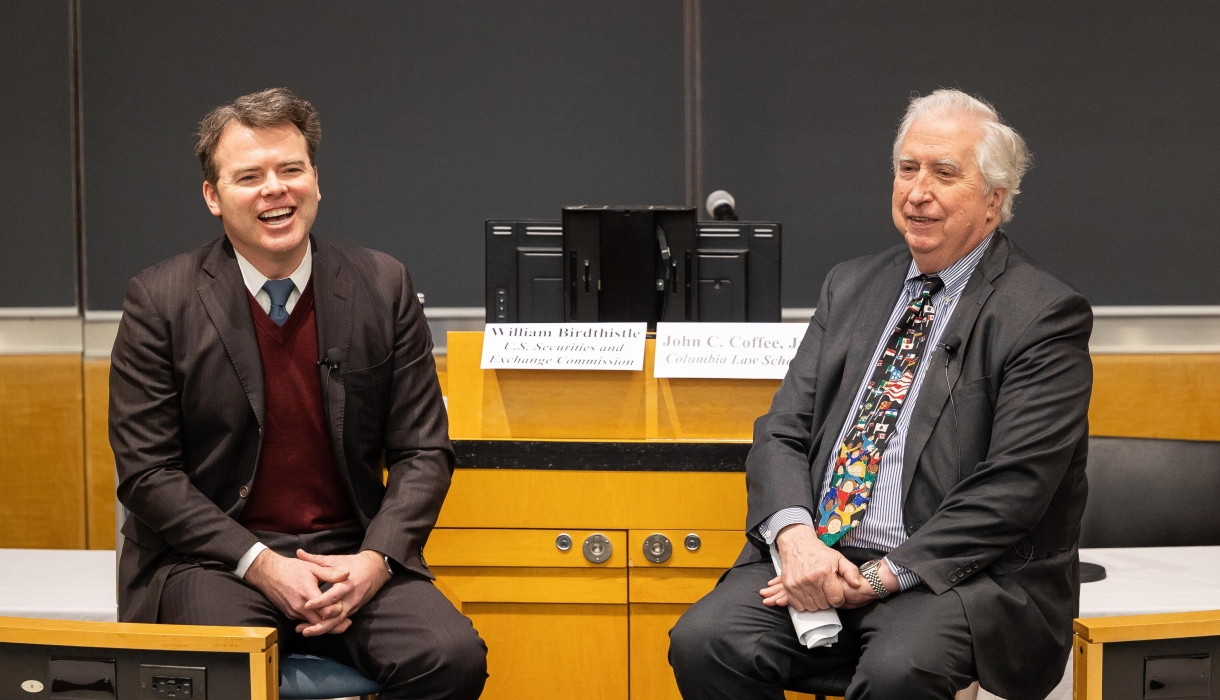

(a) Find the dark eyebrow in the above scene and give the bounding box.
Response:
[279,159,308,168]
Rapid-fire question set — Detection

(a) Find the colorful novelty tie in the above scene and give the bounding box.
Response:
[816,275,944,546]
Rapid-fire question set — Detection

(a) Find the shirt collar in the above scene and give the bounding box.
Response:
[904,232,993,301]
[232,241,313,297]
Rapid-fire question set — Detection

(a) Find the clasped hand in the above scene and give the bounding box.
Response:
[759,524,885,611]
[245,548,392,636]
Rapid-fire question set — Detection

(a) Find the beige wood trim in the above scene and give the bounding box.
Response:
[432,567,627,604]
[427,529,627,568]
[1073,635,1103,700]
[0,616,276,653]
[1073,609,1220,643]
[249,648,278,700]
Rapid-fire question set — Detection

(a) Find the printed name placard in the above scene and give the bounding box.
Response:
[481,323,648,371]
[653,322,809,379]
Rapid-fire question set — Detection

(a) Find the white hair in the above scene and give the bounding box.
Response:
[892,89,1031,223]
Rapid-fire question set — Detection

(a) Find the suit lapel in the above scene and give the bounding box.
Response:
[899,234,1008,503]
[198,238,266,429]
[311,238,354,467]
[813,256,910,476]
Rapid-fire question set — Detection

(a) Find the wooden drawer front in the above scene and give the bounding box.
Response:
[427,529,626,568]
[627,530,744,604]
[630,568,724,605]
[626,530,744,569]
[437,470,747,530]
[434,567,627,604]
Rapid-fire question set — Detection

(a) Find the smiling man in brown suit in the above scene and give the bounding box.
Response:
[110,87,486,699]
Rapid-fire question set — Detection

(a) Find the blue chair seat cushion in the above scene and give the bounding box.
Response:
[280,654,382,699]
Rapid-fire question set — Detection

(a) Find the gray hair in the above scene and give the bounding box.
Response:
[892,89,1031,223]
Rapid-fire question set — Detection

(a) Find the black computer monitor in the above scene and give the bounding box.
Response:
[485,207,781,325]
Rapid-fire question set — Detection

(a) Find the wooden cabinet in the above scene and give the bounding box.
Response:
[435,332,825,699]
[429,525,739,700]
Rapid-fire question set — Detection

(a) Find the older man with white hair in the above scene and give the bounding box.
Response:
[669,89,1092,700]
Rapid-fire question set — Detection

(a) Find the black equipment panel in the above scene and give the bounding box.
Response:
[0,644,248,699]
[485,210,781,324]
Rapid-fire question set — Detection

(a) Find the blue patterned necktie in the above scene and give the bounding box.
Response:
[262,278,295,326]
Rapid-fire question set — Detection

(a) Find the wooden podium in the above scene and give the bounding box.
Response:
[430,331,785,700]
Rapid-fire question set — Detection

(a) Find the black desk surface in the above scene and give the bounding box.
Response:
[452,440,750,472]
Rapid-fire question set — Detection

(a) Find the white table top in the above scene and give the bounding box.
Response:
[0,549,117,622]
[1079,546,1220,618]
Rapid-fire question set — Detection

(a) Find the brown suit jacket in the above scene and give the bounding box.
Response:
[741,234,1092,700]
[110,235,453,622]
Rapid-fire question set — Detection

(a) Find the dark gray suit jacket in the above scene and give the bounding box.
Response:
[741,233,1092,700]
[110,235,453,623]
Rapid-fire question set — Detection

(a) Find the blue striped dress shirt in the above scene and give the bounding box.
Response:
[761,234,993,591]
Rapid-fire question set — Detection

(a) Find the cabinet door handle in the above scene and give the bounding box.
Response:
[643,533,672,563]
[583,533,612,563]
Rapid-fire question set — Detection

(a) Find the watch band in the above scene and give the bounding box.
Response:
[860,559,891,599]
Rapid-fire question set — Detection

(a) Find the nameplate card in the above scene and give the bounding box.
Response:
[653,322,809,379]
[481,323,647,371]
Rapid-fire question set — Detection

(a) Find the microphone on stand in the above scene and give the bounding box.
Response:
[705,190,738,221]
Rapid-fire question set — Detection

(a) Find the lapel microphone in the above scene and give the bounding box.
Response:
[318,348,342,408]
[317,348,342,370]
[940,336,961,367]
[940,336,963,480]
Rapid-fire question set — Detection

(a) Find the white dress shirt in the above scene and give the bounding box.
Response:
[230,244,312,579]
[233,244,313,316]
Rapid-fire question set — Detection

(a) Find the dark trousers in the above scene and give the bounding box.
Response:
[669,559,975,700]
[158,527,487,700]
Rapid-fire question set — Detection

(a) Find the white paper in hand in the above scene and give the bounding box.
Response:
[770,543,842,648]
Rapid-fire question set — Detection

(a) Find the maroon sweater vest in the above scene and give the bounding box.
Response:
[239,281,357,534]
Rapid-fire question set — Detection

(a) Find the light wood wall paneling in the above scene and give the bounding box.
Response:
[0,355,86,548]
[83,359,116,549]
[1090,354,1220,441]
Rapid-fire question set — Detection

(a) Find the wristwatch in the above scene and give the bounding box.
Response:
[859,559,892,600]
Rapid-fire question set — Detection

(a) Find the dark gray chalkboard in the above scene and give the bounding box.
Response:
[81,0,685,310]
[702,1,1220,307]
[0,1,76,308]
